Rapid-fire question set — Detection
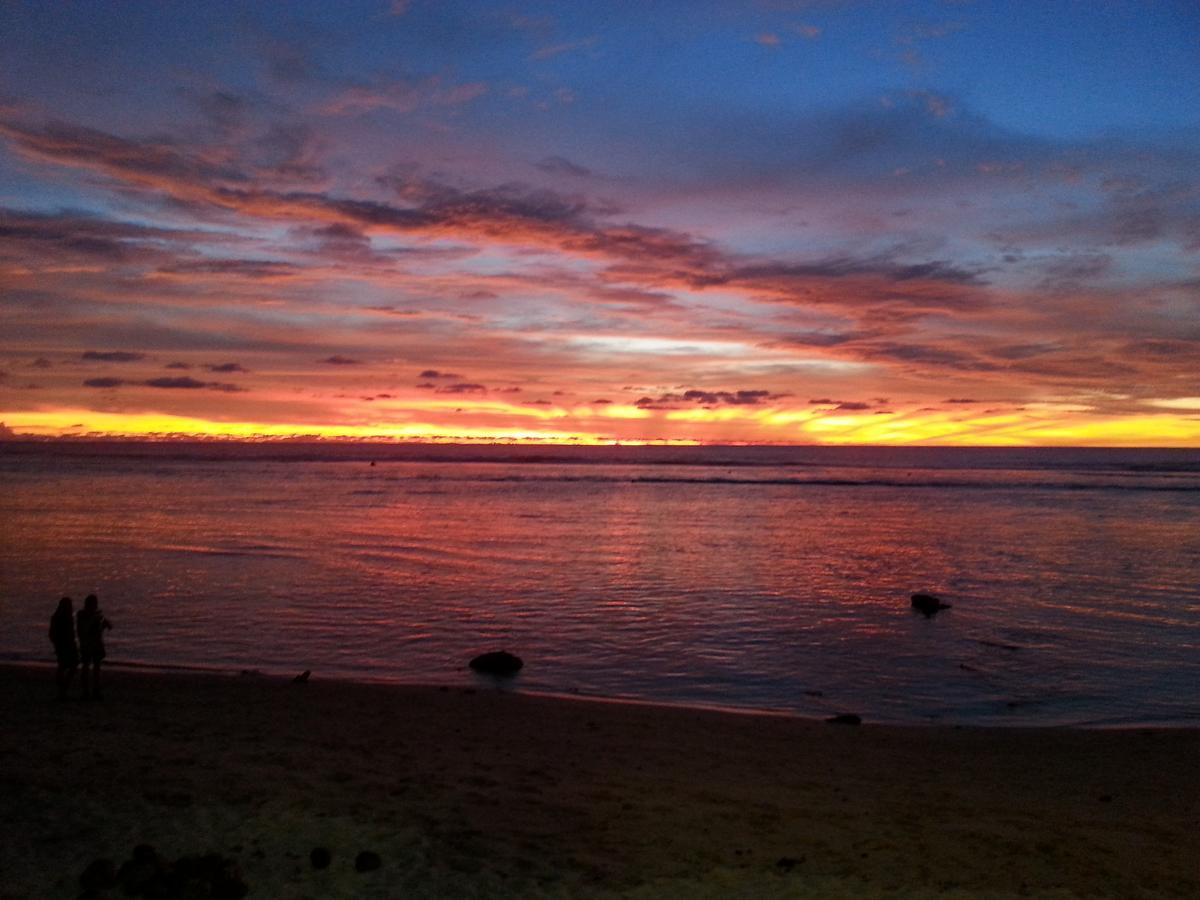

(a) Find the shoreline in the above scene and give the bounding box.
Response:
[6,657,1197,731]
[3,663,1197,898]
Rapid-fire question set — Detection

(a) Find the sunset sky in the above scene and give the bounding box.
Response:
[2,0,1198,445]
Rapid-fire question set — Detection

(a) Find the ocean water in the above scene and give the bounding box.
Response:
[2,442,1198,727]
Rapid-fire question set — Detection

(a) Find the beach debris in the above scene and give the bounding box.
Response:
[310,847,332,869]
[469,650,524,676]
[355,850,382,872]
[173,853,248,899]
[292,669,311,683]
[79,858,117,893]
[826,713,862,726]
[911,593,951,616]
[81,848,247,900]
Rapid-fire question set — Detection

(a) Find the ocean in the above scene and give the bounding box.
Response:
[2,441,1198,727]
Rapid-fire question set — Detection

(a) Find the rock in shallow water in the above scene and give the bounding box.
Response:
[826,714,862,726]
[469,651,524,676]
[911,593,951,616]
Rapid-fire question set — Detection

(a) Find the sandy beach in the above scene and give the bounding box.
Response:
[1,664,1196,899]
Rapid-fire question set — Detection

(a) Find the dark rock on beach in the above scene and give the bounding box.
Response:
[172,853,248,900]
[310,847,332,869]
[469,651,524,676]
[826,714,862,726]
[911,593,951,616]
[355,850,382,872]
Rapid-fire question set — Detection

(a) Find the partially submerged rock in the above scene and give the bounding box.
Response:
[911,593,951,616]
[469,651,524,676]
[826,713,862,726]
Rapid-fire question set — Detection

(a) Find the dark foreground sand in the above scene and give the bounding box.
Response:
[1,665,1196,899]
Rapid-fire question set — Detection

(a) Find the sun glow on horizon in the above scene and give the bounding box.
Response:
[4,403,1199,448]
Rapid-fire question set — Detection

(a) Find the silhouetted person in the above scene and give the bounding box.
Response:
[77,594,112,700]
[49,596,79,699]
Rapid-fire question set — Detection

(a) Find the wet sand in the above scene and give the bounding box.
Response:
[1,664,1196,898]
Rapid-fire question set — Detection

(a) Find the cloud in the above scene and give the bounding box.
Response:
[418,369,463,379]
[530,36,599,60]
[143,376,246,392]
[636,388,789,408]
[183,89,249,137]
[535,156,591,177]
[0,118,995,325]
[320,77,488,116]
[165,362,192,370]
[437,382,487,394]
[321,355,361,365]
[204,362,248,373]
[83,377,127,388]
[82,351,146,362]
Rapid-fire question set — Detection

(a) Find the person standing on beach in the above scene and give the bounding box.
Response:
[76,594,112,700]
[48,597,79,699]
